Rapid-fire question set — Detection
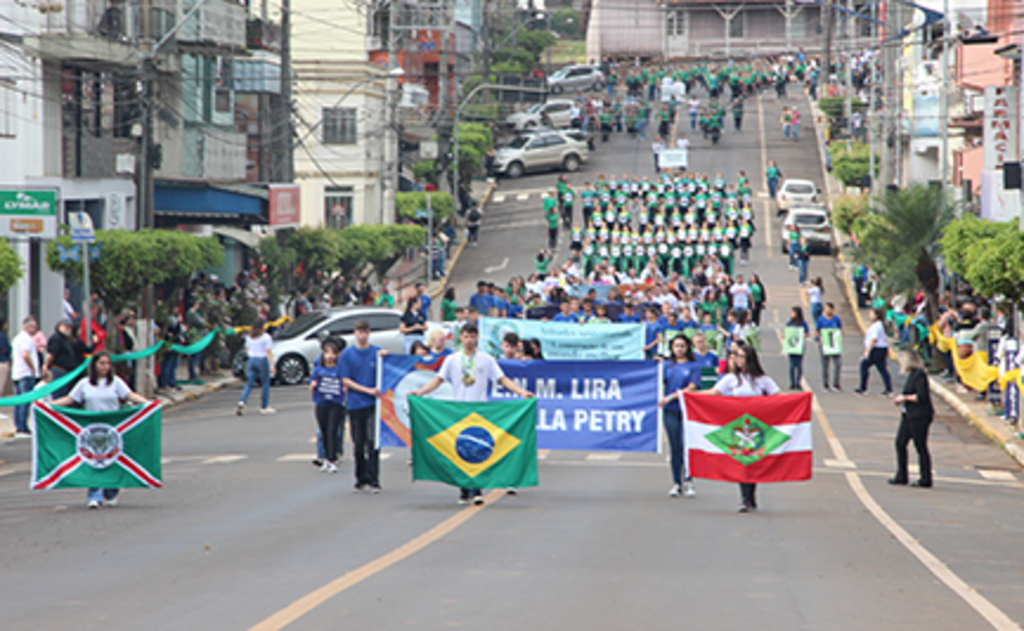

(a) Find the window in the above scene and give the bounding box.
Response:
[322,108,357,144]
[364,313,401,330]
[324,186,354,229]
[666,11,686,36]
[215,57,233,113]
[325,317,356,336]
[0,82,14,138]
[728,13,744,38]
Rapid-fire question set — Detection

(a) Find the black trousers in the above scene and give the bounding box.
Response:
[349,407,379,486]
[548,227,558,249]
[740,483,757,507]
[895,416,932,484]
[315,404,345,463]
[859,347,892,392]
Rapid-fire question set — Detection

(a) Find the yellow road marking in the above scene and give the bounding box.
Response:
[786,342,1019,630]
[248,490,505,631]
[758,94,768,192]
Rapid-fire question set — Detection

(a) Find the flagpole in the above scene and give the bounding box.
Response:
[83,246,91,349]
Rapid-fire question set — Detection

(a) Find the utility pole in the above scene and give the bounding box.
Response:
[843,0,853,149]
[822,0,833,94]
[280,0,294,182]
[938,0,949,187]
[481,0,492,104]
[879,0,898,191]
[383,1,400,225]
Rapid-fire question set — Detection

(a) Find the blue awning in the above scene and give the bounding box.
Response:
[155,183,266,219]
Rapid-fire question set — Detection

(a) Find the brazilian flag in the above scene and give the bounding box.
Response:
[410,397,538,490]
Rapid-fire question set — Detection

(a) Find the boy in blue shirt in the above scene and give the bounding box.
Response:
[644,306,664,359]
[815,302,843,391]
[340,320,385,492]
[468,281,492,315]
[618,302,641,323]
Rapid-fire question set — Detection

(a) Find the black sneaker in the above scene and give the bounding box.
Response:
[888,477,908,485]
[311,458,324,468]
[473,496,485,506]
[853,388,866,395]
[370,485,382,494]
[352,484,365,494]
[737,503,751,513]
[505,487,517,496]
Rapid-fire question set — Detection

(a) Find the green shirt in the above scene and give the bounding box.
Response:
[441,298,457,322]
[547,208,560,229]
[374,293,395,308]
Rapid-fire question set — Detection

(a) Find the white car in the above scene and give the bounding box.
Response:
[776,178,821,215]
[234,307,445,386]
[504,100,575,131]
[781,207,833,255]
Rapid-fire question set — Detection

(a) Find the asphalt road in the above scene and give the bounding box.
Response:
[2,89,1024,630]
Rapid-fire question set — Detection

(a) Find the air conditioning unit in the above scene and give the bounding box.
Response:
[365,35,382,51]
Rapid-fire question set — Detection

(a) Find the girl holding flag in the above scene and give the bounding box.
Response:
[52,351,152,509]
[658,335,702,498]
[707,341,780,513]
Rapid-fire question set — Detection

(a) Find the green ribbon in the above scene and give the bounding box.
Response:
[0,328,226,408]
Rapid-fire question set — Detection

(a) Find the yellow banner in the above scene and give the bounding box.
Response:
[232,314,292,334]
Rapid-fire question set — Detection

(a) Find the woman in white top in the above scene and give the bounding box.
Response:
[807,277,824,323]
[855,308,893,395]
[237,320,276,415]
[708,341,781,512]
[52,351,151,509]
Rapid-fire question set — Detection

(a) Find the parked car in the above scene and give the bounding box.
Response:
[493,132,589,178]
[232,307,443,386]
[504,100,574,131]
[517,125,595,151]
[776,178,821,215]
[781,207,833,255]
[547,65,605,94]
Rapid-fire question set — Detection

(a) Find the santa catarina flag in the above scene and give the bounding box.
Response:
[410,396,538,490]
[682,392,812,483]
[30,401,163,490]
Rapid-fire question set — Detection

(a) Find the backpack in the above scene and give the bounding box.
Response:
[468,208,482,223]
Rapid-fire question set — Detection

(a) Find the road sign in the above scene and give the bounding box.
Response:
[0,189,58,239]
[69,211,96,243]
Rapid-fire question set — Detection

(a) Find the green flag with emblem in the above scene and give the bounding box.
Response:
[410,397,538,489]
[820,328,843,356]
[783,326,805,355]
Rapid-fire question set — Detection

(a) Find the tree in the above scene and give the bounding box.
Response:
[337,224,427,286]
[47,229,223,350]
[550,9,581,39]
[395,191,455,225]
[413,159,437,186]
[517,31,556,61]
[830,142,877,188]
[0,239,23,295]
[941,217,1024,306]
[852,184,954,319]
[831,192,869,235]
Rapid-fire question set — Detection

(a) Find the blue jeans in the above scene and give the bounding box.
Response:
[768,177,779,199]
[49,368,69,398]
[788,241,798,267]
[607,83,614,98]
[87,488,119,504]
[240,357,270,409]
[793,123,800,140]
[158,352,179,388]
[188,351,204,380]
[783,124,790,138]
[637,118,646,139]
[811,303,823,324]
[663,408,688,485]
[798,258,809,284]
[14,376,37,432]
[788,354,804,388]
[690,111,697,129]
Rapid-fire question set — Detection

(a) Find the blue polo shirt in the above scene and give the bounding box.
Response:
[693,350,719,369]
[419,295,432,319]
[816,314,842,331]
[552,312,578,323]
[339,344,380,410]
[663,361,702,413]
[644,321,663,348]
[310,358,345,407]
[618,312,641,323]
[469,293,492,314]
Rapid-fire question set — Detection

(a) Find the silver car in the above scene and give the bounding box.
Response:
[235,307,440,386]
[781,207,833,255]
[776,178,821,216]
[547,65,605,94]
[493,132,589,178]
[504,100,575,131]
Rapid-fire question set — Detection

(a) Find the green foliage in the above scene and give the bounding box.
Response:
[459,122,492,148]
[818,97,866,118]
[941,217,1024,304]
[461,102,508,123]
[0,238,23,294]
[550,9,582,39]
[395,192,455,225]
[832,192,870,235]
[492,48,535,74]
[517,30,556,60]
[852,184,954,315]
[830,142,878,188]
[337,224,427,283]
[47,230,223,317]
[413,160,437,185]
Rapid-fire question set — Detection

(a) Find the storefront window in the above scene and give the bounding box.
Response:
[324,187,353,229]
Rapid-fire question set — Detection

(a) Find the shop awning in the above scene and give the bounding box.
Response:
[155,182,266,220]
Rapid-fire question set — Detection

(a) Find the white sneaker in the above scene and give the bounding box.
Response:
[683,481,696,498]
[669,484,682,498]
[87,500,101,509]
[324,462,338,473]
[105,497,118,507]
[259,407,277,415]
[236,402,244,416]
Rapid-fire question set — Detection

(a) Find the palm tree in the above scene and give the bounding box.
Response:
[853,184,954,321]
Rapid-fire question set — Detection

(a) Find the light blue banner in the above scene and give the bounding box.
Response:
[480,317,645,360]
[565,285,616,301]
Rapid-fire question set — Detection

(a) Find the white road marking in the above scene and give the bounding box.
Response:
[824,458,857,469]
[763,200,773,255]
[492,194,506,203]
[585,453,622,461]
[481,219,546,231]
[757,93,768,192]
[537,449,550,460]
[277,453,317,462]
[808,366,1020,630]
[516,193,530,201]
[978,469,1016,481]
[484,257,510,274]
[202,455,248,465]
[379,453,392,460]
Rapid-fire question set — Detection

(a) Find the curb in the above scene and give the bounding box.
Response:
[429,178,498,300]
[154,375,237,407]
[808,105,1024,469]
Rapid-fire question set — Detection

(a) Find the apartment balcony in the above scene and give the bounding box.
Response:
[178,0,247,52]
[27,0,176,69]
[62,133,138,179]
[182,125,246,182]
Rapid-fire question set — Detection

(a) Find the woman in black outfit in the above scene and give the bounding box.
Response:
[889,350,934,488]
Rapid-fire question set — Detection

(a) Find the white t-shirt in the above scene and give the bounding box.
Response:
[439,350,505,402]
[865,320,888,350]
[69,376,132,412]
[676,138,691,150]
[807,285,823,305]
[12,330,39,380]
[730,284,751,310]
[63,300,77,320]
[245,333,274,358]
[714,373,780,397]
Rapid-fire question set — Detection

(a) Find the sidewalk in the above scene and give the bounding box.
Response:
[809,100,1024,469]
[0,370,238,439]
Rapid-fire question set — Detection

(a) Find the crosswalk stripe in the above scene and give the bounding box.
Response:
[277,453,316,462]
[202,455,248,465]
[492,194,506,203]
[516,193,530,201]
[585,453,622,461]
[978,469,1016,481]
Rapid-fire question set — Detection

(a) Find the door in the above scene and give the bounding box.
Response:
[545,102,571,128]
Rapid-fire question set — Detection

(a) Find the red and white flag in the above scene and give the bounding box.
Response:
[682,392,813,483]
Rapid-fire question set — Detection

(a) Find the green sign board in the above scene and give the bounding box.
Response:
[0,190,57,216]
